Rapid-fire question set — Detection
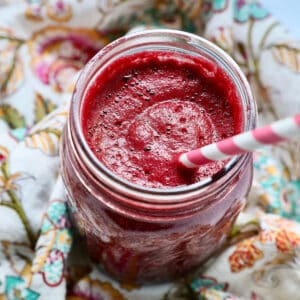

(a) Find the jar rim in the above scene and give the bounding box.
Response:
[70,29,256,202]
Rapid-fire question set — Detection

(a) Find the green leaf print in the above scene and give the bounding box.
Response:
[0,104,26,129]
[34,93,57,124]
[0,161,36,248]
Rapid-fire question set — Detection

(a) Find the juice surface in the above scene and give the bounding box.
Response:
[82,51,242,188]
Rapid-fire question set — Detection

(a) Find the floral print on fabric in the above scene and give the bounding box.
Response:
[201,214,300,299]
[260,215,300,252]
[28,26,107,92]
[229,214,300,272]
[213,0,229,11]
[0,155,36,248]
[24,108,68,156]
[32,200,72,287]
[233,0,269,23]
[46,1,73,22]
[253,150,300,221]
[201,0,229,23]
[272,43,300,73]
[4,276,40,300]
[67,277,126,300]
[197,289,244,300]
[0,28,24,97]
[25,0,72,23]
[191,275,228,294]
[229,239,264,272]
[0,0,300,299]
[165,275,242,300]
[0,104,26,130]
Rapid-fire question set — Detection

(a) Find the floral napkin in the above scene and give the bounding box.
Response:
[1,1,300,299]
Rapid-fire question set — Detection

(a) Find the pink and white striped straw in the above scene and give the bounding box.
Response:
[179,114,300,169]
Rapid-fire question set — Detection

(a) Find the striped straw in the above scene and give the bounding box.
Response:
[179,114,300,169]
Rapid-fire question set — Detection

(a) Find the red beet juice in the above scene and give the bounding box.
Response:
[82,50,242,188]
[61,30,256,283]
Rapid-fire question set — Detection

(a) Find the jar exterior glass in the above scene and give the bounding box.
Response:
[61,30,256,283]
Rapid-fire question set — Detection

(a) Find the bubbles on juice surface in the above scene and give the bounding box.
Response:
[82,51,238,188]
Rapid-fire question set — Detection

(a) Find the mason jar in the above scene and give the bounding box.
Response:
[61,29,256,284]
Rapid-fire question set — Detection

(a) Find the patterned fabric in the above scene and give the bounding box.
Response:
[0,0,300,299]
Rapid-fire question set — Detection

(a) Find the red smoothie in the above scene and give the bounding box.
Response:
[82,51,242,188]
[61,30,255,284]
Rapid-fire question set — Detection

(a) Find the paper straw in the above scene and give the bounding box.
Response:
[178,114,300,169]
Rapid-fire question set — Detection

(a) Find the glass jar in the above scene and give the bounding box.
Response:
[61,29,256,284]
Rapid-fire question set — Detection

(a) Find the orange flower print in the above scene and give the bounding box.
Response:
[46,0,73,23]
[275,229,300,253]
[259,229,277,244]
[229,239,264,272]
[263,215,297,232]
